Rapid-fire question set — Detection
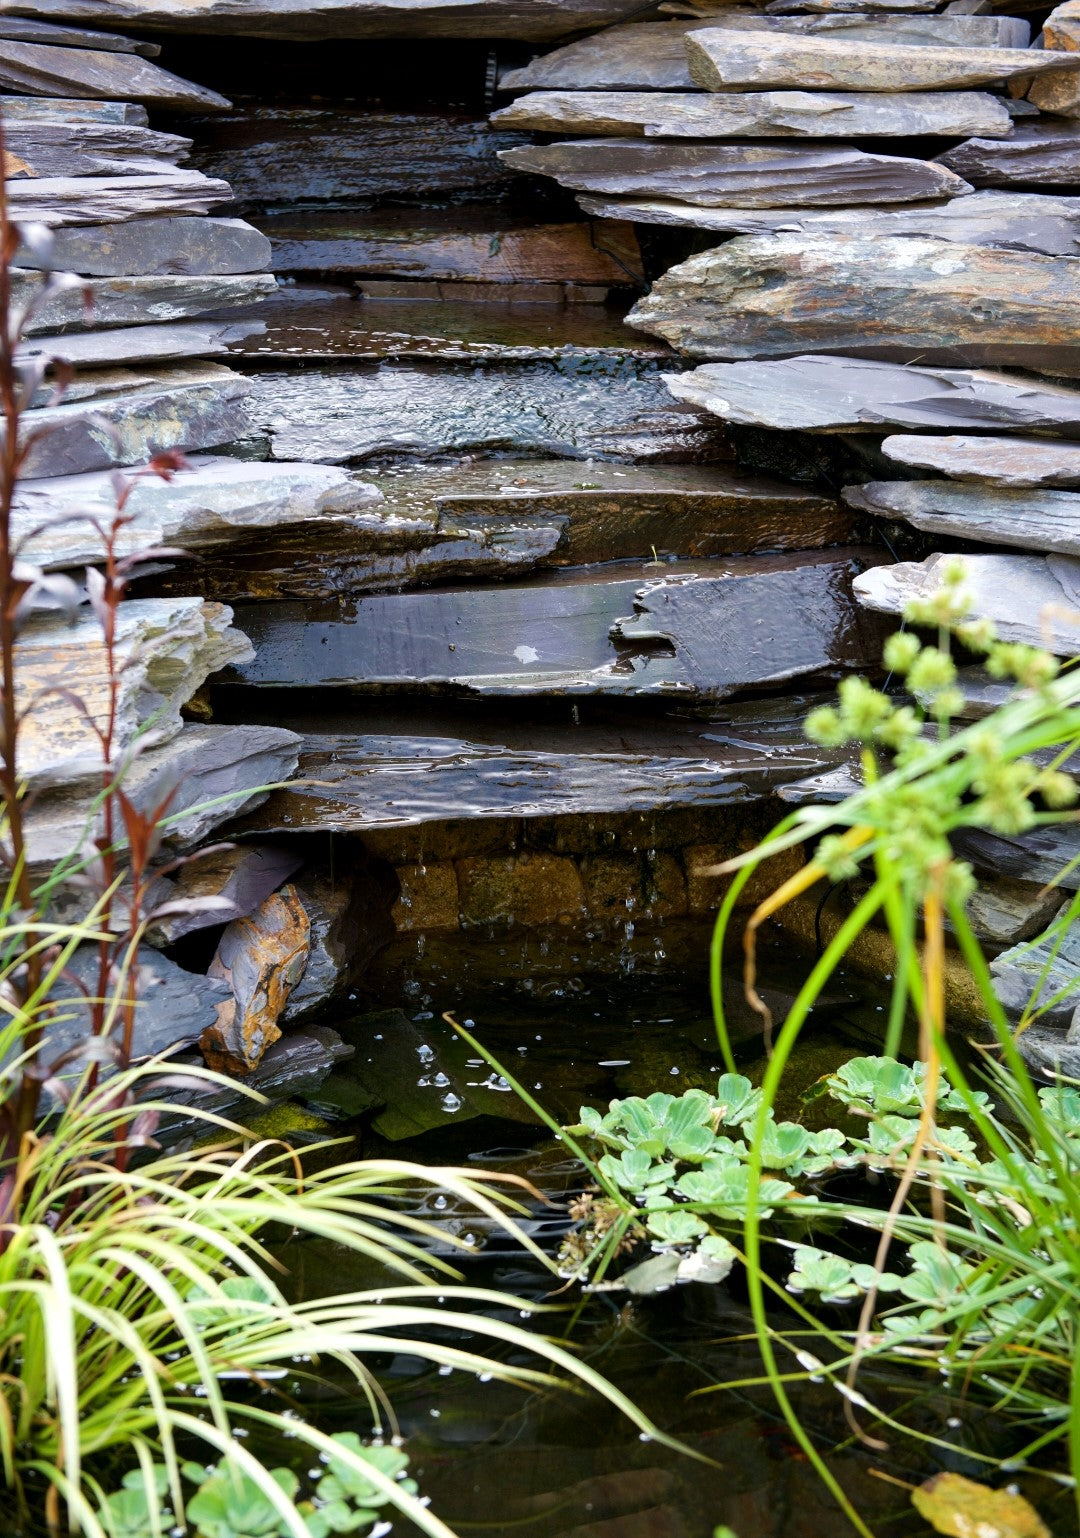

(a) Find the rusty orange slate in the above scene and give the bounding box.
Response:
[201,884,311,1074]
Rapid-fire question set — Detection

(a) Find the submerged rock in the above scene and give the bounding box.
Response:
[846,479,1080,556]
[628,235,1080,372]
[499,139,970,208]
[661,355,1080,434]
[15,215,271,276]
[880,435,1080,487]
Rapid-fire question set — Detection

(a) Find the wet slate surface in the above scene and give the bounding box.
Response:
[500,140,969,208]
[880,434,1080,487]
[939,121,1080,186]
[224,548,883,701]
[14,269,276,334]
[845,479,1080,556]
[628,234,1080,371]
[218,285,667,364]
[242,360,732,464]
[954,823,1080,892]
[14,214,271,276]
[576,189,1080,258]
[661,355,1080,434]
[19,318,265,371]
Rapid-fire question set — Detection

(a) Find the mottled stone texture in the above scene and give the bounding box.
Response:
[0,38,230,111]
[845,479,1080,555]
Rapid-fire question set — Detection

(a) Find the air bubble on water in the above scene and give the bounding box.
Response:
[417,1044,435,1064]
[946,1417,962,1430]
[478,1372,492,1383]
[433,1194,448,1210]
[373,1033,383,1041]
[439,1364,453,1376]
[430,1408,441,1418]
[414,1011,434,1021]
[417,1076,431,1088]
[441,1092,462,1113]
[433,1070,451,1087]
[638,1433,652,1443]
[670,1066,680,1076]
[464,1018,475,1027]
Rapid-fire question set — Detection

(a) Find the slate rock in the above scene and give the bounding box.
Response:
[7,170,234,226]
[15,215,271,277]
[285,872,376,1021]
[224,549,882,702]
[627,234,1080,372]
[1027,0,1080,117]
[491,88,1013,138]
[15,597,254,782]
[953,822,1080,891]
[768,0,940,12]
[845,479,1080,556]
[939,121,1080,186]
[15,363,255,479]
[4,122,190,179]
[660,354,1080,434]
[991,921,1079,1028]
[881,434,1080,486]
[0,0,657,42]
[148,844,304,945]
[499,15,1031,92]
[0,15,160,51]
[243,361,730,466]
[24,723,301,873]
[203,886,311,1073]
[188,107,529,208]
[968,879,1068,949]
[685,30,1077,92]
[19,318,265,372]
[13,269,276,334]
[12,454,383,567]
[500,139,970,208]
[0,38,230,112]
[576,189,1080,257]
[852,551,1080,656]
[0,94,148,124]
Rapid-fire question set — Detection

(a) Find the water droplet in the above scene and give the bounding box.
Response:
[417,1044,435,1065]
[441,1092,462,1113]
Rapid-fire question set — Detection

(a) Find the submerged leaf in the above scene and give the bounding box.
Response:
[912,1474,1050,1538]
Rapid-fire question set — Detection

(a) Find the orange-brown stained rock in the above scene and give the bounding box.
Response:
[1028,0,1080,115]
[202,884,311,1074]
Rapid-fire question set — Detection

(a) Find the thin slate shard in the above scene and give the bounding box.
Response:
[490,89,1013,139]
[18,318,265,371]
[0,38,230,112]
[3,122,191,179]
[880,434,1080,487]
[0,94,149,123]
[626,235,1080,371]
[12,269,276,333]
[14,215,271,277]
[939,121,1080,186]
[6,170,234,226]
[845,479,1080,555]
[499,140,971,208]
[659,355,1080,434]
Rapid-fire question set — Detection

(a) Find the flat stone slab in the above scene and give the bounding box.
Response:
[254,209,642,285]
[939,121,1080,186]
[627,234,1080,372]
[953,822,1080,892]
[500,139,970,208]
[224,548,883,701]
[218,285,668,364]
[685,30,1078,93]
[16,362,255,478]
[12,455,383,568]
[5,121,190,179]
[0,94,148,123]
[490,89,1013,138]
[499,15,1031,91]
[881,434,1080,486]
[853,551,1080,656]
[992,923,1080,1030]
[19,318,265,371]
[14,215,271,276]
[576,189,1080,257]
[243,361,731,465]
[7,170,234,226]
[660,355,1080,434]
[14,269,276,334]
[188,107,529,207]
[0,37,230,111]
[0,14,160,50]
[0,0,656,41]
[15,596,253,782]
[846,479,1080,555]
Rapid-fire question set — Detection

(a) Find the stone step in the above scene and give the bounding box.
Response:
[5,121,191,179]
[881,434,1080,486]
[660,355,1080,434]
[218,284,669,364]
[576,189,1080,258]
[187,106,530,209]
[14,214,271,276]
[500,140,970,208]
[242,359,731,465]
[13,268,276,334]
[253,208,643,285]
[938,120,1080,186]
[686,30,1077,93]
[0,0,656,41]
[490,89,1013,139]
[15,362,255,477]
[7,169,235,225]
[0,94,148,124]
[19,318,265,372]
[853,550,1080,656]
[222,548,884,701]
[499,15,1031,92]
[0,37,230,112]
[845,479,1080,555]
[627,234,1080,373]
[0,15,160,52]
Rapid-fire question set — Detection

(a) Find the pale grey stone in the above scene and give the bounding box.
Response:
[969,879,1067,947]
[846,479,1080,555]
[0,38,230,111]
[18,318,265,371]
[5,122,190,179]
[15,215,271,276]
[661,355,1080,434]
[501,139,970,207]
[15,363,255,478]
[881,434,1080,486]
[575,189,1080,257]
[13,269,276,334]
[852,551,1080,656]
[6,170,234,226]
[491,88,1013,138]
[992,921,1080,1028]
